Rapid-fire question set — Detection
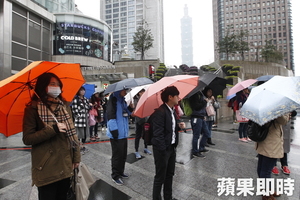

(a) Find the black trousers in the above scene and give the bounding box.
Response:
[37,178,70,200]
[135,122,147,152]
[110,138,128,180]
[152,145,176,200]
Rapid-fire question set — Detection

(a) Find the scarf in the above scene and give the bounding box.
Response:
[37,98,79,148]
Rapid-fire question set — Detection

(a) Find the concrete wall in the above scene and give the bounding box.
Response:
[114,59,160,78]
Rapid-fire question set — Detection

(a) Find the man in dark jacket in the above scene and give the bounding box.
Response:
[190,91,209,158]
[151,86,179,200]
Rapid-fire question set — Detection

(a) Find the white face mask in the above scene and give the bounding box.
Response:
[47,86,61,98]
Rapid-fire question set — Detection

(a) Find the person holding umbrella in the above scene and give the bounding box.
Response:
[151,86,180,200]
[133,88,152,159]
[106,87,134,186]
[256,113,290,199]
[22,72,81,200]
[236,88,250,142]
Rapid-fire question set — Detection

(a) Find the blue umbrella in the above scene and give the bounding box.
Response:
[256,75,275,82]
[83,84,96,99]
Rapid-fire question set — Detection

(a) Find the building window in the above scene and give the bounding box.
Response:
[12,13,27,44]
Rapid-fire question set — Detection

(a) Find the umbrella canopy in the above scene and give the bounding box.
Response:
[133,75,199,118]
[0,61,85,137]
[124,84,151,105]
[256,75,275,82]
[240,76,300,126]
[104,77,153,95]
[187,73,227,98]
[83,83,96,99]
[227,79,257,98]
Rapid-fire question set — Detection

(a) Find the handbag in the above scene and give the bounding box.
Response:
[206,105,216,116]
[235,110,249,123]
[74,162,96,200]
[67,175,76,200]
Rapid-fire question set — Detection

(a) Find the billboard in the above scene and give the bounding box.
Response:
[54,22,111,61]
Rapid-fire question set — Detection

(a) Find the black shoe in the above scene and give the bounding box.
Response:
[120,173,129,179]
[200,148,209,153]
[205,143,210,147]
[207,138,215,145]
[192,152,206,158]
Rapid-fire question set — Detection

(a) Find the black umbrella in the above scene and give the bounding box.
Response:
[104,77,153,94]
[186,73,226,98]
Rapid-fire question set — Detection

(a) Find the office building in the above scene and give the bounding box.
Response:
[181,4,194,67]
[212,0,294,71]
[100,0,164,62]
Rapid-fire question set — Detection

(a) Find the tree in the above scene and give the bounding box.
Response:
[132,21,154,60]
[235,30,249,61]
[261,40,283,63]
[216,27,236,60]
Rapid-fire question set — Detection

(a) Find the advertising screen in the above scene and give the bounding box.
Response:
[54,22,111,61]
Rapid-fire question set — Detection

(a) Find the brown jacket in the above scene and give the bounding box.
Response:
[22,101,81,187]
[256,114,289,159]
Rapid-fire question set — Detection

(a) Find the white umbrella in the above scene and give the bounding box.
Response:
[125,84,151,105]
[240,76,300,125]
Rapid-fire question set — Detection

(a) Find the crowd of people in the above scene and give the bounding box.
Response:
[22,72,295,200]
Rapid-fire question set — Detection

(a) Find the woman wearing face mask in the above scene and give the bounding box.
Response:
[71,86,91,154]
[22,72,81,200]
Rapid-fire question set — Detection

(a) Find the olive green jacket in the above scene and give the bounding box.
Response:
[22,101,81,187]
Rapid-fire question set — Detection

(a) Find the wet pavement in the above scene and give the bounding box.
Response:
[1,117,300,200]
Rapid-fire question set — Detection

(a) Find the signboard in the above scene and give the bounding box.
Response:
[54,22,111,61]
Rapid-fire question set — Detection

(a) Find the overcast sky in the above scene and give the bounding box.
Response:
[74,0,300,75]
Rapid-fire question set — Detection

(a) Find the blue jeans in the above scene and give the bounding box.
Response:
[191,117,209,153]
[257,154,277,178]
[238,122,248,138]
[205,120,214,138]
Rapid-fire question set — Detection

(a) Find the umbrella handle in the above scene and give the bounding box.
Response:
[50,112,59,123]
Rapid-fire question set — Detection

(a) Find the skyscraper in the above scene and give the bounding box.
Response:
[213,0,294,71]
[100,0,164,62]
[181,4,194,67]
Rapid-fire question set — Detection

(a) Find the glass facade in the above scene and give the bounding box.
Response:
[53,14,112,62]
[11,3,52,71]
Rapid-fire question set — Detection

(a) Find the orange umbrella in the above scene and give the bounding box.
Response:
[0,61,85,137]
[133,75,199,118]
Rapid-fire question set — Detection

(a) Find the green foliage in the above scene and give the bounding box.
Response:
[217,95,223,99]
[229,70,239,74]
[153,63,167,81]
[232,66,241,70]
[216,27,250,61]
[235,29,250,61]
[216,27,236,60]
[225,75,238,79]
[261,40,283,63]
[200,65,217,72]
[132,21,154,60]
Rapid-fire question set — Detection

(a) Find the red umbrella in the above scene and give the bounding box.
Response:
[227,79,257,97]
[133,75,199,118]
[0,61,85,137]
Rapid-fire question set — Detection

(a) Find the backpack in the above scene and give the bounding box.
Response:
[247,120,274,142]
[142,115,153,145]
[181,98,192,116]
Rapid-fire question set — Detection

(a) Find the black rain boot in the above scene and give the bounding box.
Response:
[207,138,215,145]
